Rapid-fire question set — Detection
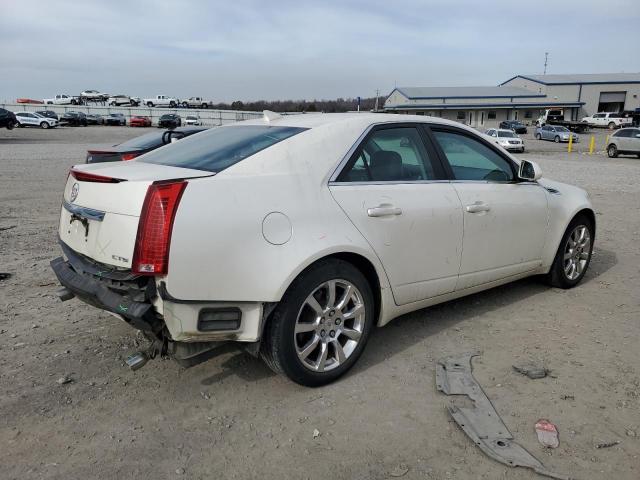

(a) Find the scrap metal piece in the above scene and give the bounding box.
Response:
[436,352,571,480]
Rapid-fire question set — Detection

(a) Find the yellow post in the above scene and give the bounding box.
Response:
[605,135,610,148]
[589,135,595,155]
[567,133,573,153]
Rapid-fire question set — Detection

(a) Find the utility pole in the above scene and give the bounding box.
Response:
[544,52,549,75]
[374,89,380,111]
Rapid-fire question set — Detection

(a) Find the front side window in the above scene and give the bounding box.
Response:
[139,125,307,173]
[432,130,514,182]
[337,127,438,182]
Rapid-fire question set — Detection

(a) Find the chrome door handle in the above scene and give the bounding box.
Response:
[367,205,403,217]
[465,202,491,213]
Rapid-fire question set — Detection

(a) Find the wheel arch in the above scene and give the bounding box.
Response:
[272,250,386,328]
[544,205,596,273]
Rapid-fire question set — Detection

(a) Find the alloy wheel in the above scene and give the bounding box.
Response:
[563,225,591,280]
[294,279,366,372]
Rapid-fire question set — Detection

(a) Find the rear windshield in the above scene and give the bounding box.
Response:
[138,125,308,173]
[117,131,165,149]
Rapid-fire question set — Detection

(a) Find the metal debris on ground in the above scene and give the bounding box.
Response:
[389,464,409,477]
[0,273,12,281]
[513,363,550,379]
[535,419,560,449]
[57,376,73,385]
[595,440,620,449]
[436,352,570,480]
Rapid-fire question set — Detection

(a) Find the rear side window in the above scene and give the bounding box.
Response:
[336,127,439,182]
[139,125,307,173]
[432,130,514,182]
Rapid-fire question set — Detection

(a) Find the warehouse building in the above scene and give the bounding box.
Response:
[384,72,640,129]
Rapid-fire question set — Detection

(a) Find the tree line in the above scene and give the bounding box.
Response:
[209,97,380,113]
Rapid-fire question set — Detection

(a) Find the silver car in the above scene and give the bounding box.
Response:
[607,127,640,158]
[535,125,579,143]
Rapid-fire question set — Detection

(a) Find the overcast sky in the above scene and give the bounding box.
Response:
[1,0,639,102]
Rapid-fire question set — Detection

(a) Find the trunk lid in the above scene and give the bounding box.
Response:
[59,162,212,269]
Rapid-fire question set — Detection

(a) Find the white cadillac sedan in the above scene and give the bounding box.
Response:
[51,113,595,386]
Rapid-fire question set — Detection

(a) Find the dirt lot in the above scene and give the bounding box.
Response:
[1,124,639,480]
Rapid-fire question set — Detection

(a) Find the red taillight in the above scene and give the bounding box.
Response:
[121,152,140,161]
[70,169,123,183]
[132,180,187,276]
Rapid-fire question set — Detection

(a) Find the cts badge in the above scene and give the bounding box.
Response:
[70,183,79,202]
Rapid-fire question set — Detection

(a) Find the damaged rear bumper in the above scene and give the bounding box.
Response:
[50,244,162,333]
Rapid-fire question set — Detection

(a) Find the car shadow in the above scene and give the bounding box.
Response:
[193,247,616,386]
[350,245,617,378]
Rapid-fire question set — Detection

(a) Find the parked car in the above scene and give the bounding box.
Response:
[0,108,18,129]
[86,114,105,125]
[143,95,179,108]
[536,109,590,132]
[16,98,44,104]
[581,112,632,130]
[158,113,181,128]
[43,94,79,105]
[499,120,527,134]
[60,111,88,126]
[535,125,579,143]
[130,115,152,127]
[80,90,109,102]
[485,128,525,153]
[184,115,201,126]
[181,97,212,108]
[14,111,58,129]
[85,126,207,163]
[35,110,59,120]
[104,113,126,126]
[108,95,140,107]
[51,113,595,386]
[606,127,640,158]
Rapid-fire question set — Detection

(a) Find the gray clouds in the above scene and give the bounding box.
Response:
[1,0,639,101]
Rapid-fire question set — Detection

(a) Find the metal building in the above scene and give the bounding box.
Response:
[384,73,640,128]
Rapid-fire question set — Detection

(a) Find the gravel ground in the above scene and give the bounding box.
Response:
[1,124,639,480]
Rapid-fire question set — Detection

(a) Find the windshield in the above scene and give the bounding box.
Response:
[139,125,308,173]
[498,131,516,138]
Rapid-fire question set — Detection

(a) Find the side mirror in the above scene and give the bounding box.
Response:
[519,160,542,181]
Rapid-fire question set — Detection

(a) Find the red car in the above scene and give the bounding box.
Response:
[130,115,152,127]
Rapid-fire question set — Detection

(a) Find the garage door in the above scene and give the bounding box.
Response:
[599,92,626,103]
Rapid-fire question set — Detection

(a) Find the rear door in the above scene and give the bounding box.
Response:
[427,126,548,290]
[329,123,463,305]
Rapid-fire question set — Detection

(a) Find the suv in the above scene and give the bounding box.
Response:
[0,108,18,129]
[499,120,527,134]
[581,112,632,129]
[60,111,88,126]
[606,127,640,158]
[158,113,181,128]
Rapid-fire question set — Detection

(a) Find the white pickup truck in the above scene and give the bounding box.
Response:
[143,95,179,108]
[181,97,213,109]
[43,94,80,105]
[581,112,632,129]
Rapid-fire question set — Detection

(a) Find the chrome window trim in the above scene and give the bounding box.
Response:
[329,179,451,186]
[63,201,105,222]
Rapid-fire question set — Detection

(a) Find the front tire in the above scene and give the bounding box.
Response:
[147,102,154,107]
[546,215,594,289]
[554,135,560,143]
[261,259,374,387]
[608,144,618,158]
[535,133,542,140]
[608,122,616,130]
[40,121,49,129]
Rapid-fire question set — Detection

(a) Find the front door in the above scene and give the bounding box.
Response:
[428,127,548,290]
[329,124,463,305]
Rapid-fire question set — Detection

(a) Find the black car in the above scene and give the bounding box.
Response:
[86,126,207,163]
[104,113,126,126]
[0,108,17,129]
[86,114,104,125]
[158,113,181,129]
[35,110,59,120]
[60,111,88,126]
[499,120,527,134]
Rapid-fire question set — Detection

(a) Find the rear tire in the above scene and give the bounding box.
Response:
[261,259,374,387]
[608,122,616,130]
[546,214,594,289]
[147,102,154,107]
[607,144,618,158]
[169,101,176,108]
